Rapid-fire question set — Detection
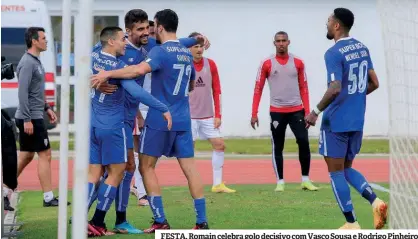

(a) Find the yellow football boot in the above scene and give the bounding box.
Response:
[301,181,319,191]
[211,182,236,193]
[274,183,285,192]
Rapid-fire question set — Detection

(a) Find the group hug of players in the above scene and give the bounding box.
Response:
[84,6,389,237]
[85,8,233,237]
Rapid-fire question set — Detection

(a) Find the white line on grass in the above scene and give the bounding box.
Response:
[370,183,390,193]
[370,183,418,202]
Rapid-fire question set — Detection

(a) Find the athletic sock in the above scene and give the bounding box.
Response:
[194,198,207,224]
[92,183,117,226]
[330,171,356,223]
[148,195,166,223]
[43,191,54,202]
[212,151,224,186]
[3,187,9,196]
[115,211,127,226]
[115,171,133,224]
[344,168,377,204]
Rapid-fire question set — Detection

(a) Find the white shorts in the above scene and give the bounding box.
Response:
[191,118,222,141]
[132,110,148,136]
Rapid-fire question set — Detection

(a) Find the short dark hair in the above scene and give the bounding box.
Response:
[25,27,45,48]
[149,20,154,27]
[275,31,288,39]
[188,32,200,38]
[100,26,123,46]
[124,9,148,29]
[333,8,354,31]
[154,9,178,33]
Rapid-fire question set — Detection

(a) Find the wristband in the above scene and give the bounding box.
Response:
[313,106,322,115]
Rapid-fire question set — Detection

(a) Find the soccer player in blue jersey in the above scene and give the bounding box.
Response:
[87,7,210,229]
[86,26,172,237]
[91,9,209,232]
[304,8,387,230]
[87,9,211,234]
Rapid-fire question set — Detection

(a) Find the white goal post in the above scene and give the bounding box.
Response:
[376,0,418,229]
[71,0,94,238]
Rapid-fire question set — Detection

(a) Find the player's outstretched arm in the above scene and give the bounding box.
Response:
[179,34,210,49]
[179,38,198,48]
[367,69,379,95]
[121,80,168,113]
[91,62,151,88]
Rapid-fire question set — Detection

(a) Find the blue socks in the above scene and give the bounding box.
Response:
[194,198,207,224]
[344,168,377,205]
[88,175,107,211]
[96,183,117,212]
[147,196,207,224]
[330,171,356,223]
[91,183,117,226]
[115,171,133,213]
[114,171,133,225]
[87,182,98,211]
[148,196,166,223]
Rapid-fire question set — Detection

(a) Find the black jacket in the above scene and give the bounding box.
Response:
[1,109,18,190]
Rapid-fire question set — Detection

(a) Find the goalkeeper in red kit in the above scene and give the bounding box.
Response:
[251,31,318,192]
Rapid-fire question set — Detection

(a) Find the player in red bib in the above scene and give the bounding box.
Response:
[188,32,235,193]
[251,31,318,192]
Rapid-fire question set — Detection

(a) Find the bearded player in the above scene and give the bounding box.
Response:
[305,8,387,229]
[89,9,210,233]
[90,9,210,231]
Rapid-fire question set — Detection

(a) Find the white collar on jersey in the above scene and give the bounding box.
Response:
[100,51,116,59]
[336,36,353,43]
[161,39,180,44]
[126,38,142,51]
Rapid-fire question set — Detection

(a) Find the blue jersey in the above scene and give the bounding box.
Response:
[90,51,127,129]
[119,40,148,127]
[145,40,195,131]
[93,37,198,127]
[321,37,374,132]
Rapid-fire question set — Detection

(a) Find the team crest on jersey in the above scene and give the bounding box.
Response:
[195,77,205,87]
[128,58,134,62]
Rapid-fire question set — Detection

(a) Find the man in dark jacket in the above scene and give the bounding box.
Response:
[2,109,18,211]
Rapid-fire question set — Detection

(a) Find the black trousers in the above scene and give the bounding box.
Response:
[270,110,311,180]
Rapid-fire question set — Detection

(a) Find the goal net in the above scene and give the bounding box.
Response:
[376,0,418,229]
